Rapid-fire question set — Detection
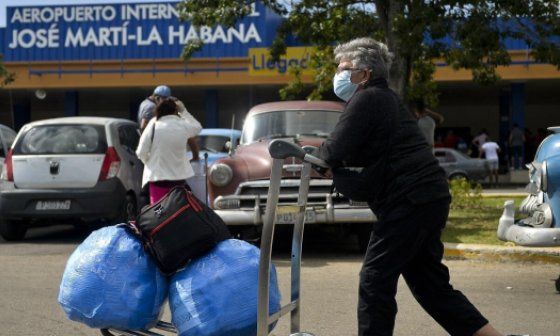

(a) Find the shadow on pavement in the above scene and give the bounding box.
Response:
[0,223,365,265]
[0,224,96,245]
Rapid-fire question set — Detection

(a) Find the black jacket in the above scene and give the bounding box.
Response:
[319,78,449,216]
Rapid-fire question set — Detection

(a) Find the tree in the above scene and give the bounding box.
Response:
[0,54,15,87]
[178,1,560,105]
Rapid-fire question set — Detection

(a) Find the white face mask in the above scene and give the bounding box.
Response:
[333,70,359,102]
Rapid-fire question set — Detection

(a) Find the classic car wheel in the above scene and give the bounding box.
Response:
[231,225,261,246]
[0,220,28,241]
[555,275,560,293]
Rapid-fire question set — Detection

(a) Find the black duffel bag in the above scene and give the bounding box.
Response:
[130,186,231,275]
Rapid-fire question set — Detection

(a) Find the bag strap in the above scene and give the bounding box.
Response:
[118,222,142,238]
[150,120,156,143]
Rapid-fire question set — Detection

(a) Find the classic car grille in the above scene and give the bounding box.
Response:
[234,179,359,208]
[239,185,334,197]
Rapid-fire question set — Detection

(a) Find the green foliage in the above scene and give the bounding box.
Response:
[177,0,560,104]
[444,196,525,245]
[449,178,483,209]
[0,54,15,87]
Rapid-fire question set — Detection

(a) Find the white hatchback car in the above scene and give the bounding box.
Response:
[0,117,143,241]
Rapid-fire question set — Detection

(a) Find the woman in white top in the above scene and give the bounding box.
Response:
[136,98,202,204]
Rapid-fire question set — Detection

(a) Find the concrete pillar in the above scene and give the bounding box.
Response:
[204,89,219,128]
[64,91,79,117]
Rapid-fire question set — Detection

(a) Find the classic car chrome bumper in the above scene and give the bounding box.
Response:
[497,199,560,246]
[213,179,376,226]
[215,206,376,226]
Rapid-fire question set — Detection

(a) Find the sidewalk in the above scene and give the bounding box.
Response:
[480,186,528,197]
[443,243,560,264]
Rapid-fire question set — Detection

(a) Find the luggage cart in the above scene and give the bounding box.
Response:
[100,139,327,336]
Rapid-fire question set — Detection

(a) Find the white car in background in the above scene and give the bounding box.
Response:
[0,117,143,241]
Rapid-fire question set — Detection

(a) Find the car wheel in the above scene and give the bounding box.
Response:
[231,225,261,246]
[116,194,137,223]
[556,275,560,293]
[449,173,468,181]
[0,220,27,241]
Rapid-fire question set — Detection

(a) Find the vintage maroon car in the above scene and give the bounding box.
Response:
[207,101,375,249]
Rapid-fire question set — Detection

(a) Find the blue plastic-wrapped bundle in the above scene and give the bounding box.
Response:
[58,225,168,330]
[170,239,281,336]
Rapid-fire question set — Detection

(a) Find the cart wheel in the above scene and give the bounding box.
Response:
[555,275,560,293]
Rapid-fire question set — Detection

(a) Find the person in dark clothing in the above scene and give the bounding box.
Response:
[318,37,513,336]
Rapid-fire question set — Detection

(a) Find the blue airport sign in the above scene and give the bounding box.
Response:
[1,1,282,61]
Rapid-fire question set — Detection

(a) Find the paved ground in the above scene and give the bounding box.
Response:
[1,225,559,336]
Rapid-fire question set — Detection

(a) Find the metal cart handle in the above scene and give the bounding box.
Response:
[257,139,322,336]
[268,139,329,168]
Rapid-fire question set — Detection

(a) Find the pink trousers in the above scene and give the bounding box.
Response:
[149,180,186,205]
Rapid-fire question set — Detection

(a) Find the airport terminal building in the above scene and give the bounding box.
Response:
[0,1,559,147]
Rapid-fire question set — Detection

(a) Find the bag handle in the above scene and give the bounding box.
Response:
[150,120,156,143]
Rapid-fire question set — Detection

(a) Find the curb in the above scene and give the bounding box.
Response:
[443,243,560,264]
[480,193,527,198]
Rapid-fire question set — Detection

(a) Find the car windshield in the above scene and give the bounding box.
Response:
[14,124,107,155]
[241,110,342,144]
[197,135,232,153]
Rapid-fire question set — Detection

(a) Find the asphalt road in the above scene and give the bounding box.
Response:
[0,225,559,336]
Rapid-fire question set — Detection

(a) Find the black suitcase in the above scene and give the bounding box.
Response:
[131,186,231,274]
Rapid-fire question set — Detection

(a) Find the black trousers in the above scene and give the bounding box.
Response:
[358,198,488,336]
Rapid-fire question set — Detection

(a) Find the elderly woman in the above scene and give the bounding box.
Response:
[319,38,512,336]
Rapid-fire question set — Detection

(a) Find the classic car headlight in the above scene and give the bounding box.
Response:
[209,163,233,187]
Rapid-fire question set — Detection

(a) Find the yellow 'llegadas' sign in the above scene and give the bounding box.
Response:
[249,47,315,76]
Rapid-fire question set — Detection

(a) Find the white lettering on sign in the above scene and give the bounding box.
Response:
[10,6,117,23]
[168,23,261,44]
[6,3,264,50]
[8,24,60,48]
[121,4,179,21]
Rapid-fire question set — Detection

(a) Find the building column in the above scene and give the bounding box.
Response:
[510,82,525,129]
[64,91,79,117]
[204,89,219,128]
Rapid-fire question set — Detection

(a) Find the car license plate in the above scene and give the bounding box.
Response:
[275,206,316,224]
[35,200,71,211]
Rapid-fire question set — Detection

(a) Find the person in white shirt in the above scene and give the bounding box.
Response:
[480,139,501,188]
[136,98,202,204]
